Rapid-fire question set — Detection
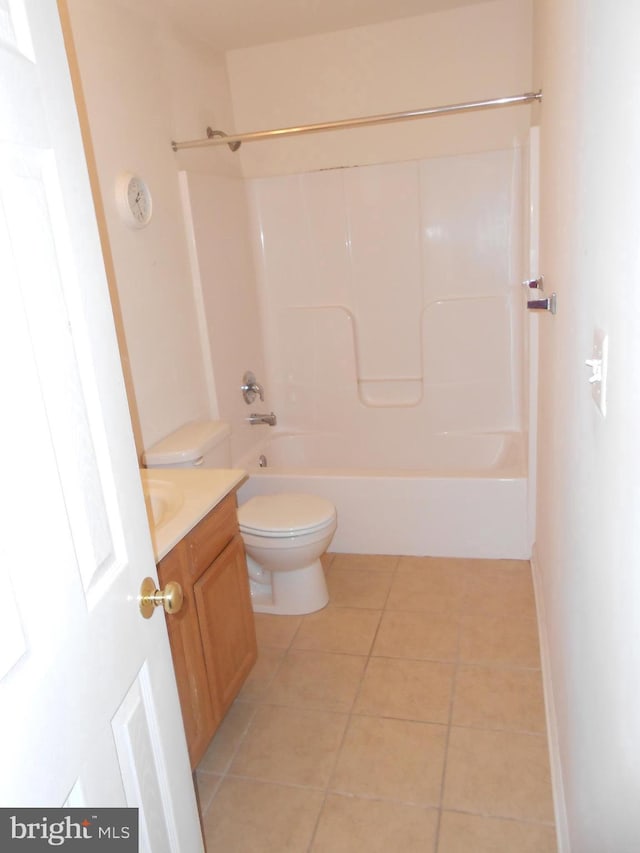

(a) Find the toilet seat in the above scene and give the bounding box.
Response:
[238,493,336,539]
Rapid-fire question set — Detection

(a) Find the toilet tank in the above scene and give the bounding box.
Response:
[142,421,232,469]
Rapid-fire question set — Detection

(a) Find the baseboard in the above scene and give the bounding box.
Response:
[531,546,571,853]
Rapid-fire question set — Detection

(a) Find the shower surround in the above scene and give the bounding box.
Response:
[249,147,526,444]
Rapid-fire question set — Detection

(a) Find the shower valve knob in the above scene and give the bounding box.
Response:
[241,370,264,404]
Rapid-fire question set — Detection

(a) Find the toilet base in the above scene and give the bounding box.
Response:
[247,556,329,615]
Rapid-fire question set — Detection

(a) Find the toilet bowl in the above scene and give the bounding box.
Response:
[142,421,337,615]
[238,493,336,615]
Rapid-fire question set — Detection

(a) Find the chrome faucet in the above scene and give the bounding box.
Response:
[247,412,277,426]
[241,370,264,404]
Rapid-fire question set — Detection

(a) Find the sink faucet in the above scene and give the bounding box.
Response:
[247,412,277,426]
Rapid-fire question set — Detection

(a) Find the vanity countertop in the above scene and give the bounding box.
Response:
[140,467,247,562]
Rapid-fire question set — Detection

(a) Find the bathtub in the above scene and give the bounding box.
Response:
[236,431,529,559]
[237,433,531,560]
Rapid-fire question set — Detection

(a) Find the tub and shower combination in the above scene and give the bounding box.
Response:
[230,137,535,562]
[184,121,537,562]
[237,430,528,558]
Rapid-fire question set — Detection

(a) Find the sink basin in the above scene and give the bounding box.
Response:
[142,477,184,529]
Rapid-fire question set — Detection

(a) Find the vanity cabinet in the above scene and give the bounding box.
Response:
[157,492,257,769]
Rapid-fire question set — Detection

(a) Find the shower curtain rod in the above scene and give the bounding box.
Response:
[171,90,542,152]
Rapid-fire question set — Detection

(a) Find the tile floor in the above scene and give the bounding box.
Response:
[195,554,557,852]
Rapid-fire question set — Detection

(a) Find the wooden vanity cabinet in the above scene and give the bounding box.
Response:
[194,534,257,715]
[157,492,257,770]
[157,543,216,768]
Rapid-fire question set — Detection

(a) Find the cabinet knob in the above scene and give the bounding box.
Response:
[139,577,184,619]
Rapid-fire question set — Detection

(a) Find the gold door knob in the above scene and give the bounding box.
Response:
[139,576,184,619]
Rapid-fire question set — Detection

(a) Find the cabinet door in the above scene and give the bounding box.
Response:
[195,535,258,717]
[158,544,216,769]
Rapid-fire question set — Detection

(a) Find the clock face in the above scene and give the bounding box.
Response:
[127,177,150,224]
[116,172,152,228]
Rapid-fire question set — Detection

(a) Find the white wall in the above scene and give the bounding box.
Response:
[226,0,533,177]
[64,0,239,453]
[180,171,268,463]
[535,1,640,849]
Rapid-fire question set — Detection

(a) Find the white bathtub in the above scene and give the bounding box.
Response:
[236,431,529,559]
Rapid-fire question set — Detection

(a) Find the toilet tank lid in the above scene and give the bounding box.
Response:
[142,420,230,466]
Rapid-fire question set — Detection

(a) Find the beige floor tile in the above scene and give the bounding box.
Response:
[372,610,459,661]
[311,794,438,852]
[463,560,537,621]
[292,606,382,655]
[453,665,546,733]
[443,727,555,822]
[203,777,324,853]
[194,771,222,816]
[438,811,557,853]
[237,646,285,702]
[199,552,555,853]
[459,611,541,667]
[386,557,469,614]
[354,657,454,724]
[330,715,447,805]
[326,566,394,609]
[253,613,303,649]
[229,705,348,788]
[264,649,367,713]
[331,553,399,573]
[197,701,257,774]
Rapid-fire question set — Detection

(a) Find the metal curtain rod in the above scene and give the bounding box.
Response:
[171,90,541,152]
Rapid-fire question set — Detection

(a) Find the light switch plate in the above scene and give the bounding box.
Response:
[586,328,608,416]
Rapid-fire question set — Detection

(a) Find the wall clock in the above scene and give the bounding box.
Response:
[115,172,152,228]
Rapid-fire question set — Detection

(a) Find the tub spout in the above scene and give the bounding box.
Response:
[247,412,277,426]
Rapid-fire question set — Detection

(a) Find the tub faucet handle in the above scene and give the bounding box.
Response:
[241,370,264,404]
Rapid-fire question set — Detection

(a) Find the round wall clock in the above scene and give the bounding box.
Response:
[115,172,152,228]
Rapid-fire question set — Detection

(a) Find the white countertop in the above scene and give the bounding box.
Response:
[140,467,247,562]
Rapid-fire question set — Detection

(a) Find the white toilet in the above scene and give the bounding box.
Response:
[142,421,336,615]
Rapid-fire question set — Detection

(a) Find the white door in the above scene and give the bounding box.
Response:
[0,1,203,849]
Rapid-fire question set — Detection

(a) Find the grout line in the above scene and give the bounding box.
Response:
[438,805,557,827]
[363,607,385,658]
[382,554,401,609]
[288,615,306,648]
[307,589,390,853]
[224,771,328,793]
[211,701,260,781]
[306,714,352,852]
[433,577,466,853]
[193,770,223,816]
[239,645,289,705]
[306,791,327,853]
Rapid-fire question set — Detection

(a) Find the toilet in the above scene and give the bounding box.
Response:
[142,421,336,615]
